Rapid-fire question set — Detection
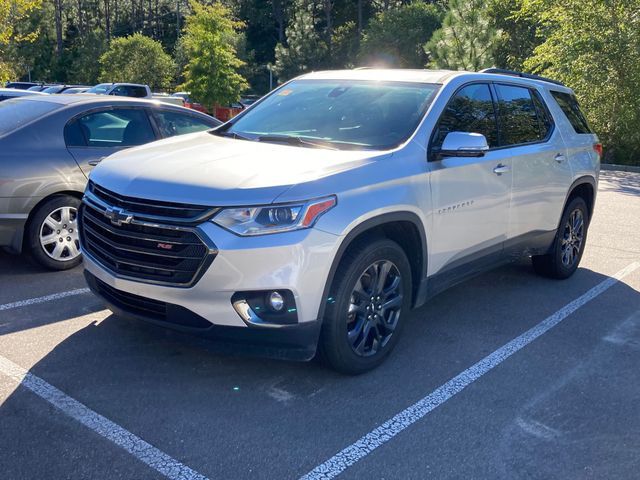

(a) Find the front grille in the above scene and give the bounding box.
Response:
[88,181,217,222]
[90,274,211,329]
[79,190,216,287]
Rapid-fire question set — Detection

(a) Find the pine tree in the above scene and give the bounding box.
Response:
[273,0,327,81]
[425,0,499,71]
[180,1,248,106]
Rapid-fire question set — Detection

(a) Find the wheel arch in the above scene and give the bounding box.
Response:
[317,211,428,323]
[563,176,596,225]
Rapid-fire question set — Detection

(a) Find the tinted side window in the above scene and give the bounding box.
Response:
[128,86,148,98]
[432,83,499,152]
[531,90,553,139]
[550,91,593,134]
[65,109,155,148]
[495,84,541,146]
[109,86,128,96]
[155,111,213,137]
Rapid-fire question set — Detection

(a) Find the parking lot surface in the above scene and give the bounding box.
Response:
[1,171,639,480]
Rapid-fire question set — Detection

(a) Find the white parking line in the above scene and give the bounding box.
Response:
[300,261,640,480]
[0,355,210,480]
[0,288,90,312]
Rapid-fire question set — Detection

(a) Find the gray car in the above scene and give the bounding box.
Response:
[0,94,221,270]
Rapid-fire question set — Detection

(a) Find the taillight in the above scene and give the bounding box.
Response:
[593,143,603,157]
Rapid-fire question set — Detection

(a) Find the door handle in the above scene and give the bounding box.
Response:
[493,163,510,175]
[554,154,566,163]
[88,157,105,166]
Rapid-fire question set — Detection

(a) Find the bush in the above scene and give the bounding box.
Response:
[99,33,175,90]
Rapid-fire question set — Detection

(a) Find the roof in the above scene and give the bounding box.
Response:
[301,69,459,84]
[0,88,47,95]
[14,94,175,107]
[298,68,572,91]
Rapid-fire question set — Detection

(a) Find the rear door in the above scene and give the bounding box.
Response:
[493,83,573,244]
[65,107,157,176]
[428,82,512,276]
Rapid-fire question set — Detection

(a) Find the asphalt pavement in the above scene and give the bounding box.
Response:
[0,170,638,480]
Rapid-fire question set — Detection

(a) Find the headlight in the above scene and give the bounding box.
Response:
[213,196,337,236]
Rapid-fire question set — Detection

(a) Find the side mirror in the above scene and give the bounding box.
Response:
[440,132,489,158]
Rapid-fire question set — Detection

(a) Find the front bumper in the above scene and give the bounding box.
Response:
[83,220,341,359]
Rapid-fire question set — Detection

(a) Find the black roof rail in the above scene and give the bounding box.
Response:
[479,68,566,87]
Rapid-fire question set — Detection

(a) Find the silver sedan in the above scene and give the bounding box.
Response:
[0,94,221,270]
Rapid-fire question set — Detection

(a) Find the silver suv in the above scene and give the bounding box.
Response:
[81,69,600,373]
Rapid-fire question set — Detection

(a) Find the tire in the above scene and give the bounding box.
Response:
[320,238,412,374]
[26,195,82,271]
[532,196,589,279]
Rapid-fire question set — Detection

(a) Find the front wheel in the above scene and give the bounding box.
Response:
[26,195,82,270]
[320,238,412,374]
[532,196,589,279]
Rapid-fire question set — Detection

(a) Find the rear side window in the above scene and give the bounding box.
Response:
[124,86,148,98]
[65,109,156,147]
[432,83,499,151]
[531,91,554,140]
[0,99,61,135]
[154,111,214,137]
[550,91,593,134]
[495,84,547,146]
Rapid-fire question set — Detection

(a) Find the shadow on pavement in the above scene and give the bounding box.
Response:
[0,263,638,479]
[600,170,640,196]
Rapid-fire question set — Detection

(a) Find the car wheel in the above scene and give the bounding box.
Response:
[26,195,82,270]
[320,238,412,374]
[532,196,589,279]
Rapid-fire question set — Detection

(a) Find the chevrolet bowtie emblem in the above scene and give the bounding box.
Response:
[104,206,133,226]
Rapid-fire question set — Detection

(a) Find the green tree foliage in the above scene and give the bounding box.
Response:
[520,0,640,165]
[0,0,42,81]
[486,0,540,71]
[274,0,327,81]
[331,20,359,69]
[66,29,108,84]
[426,0,499,71]
[359,2,442,68]
[180,1,248,106]
[99,33,175,89]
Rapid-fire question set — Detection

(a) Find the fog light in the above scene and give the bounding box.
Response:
[269,291,284,311]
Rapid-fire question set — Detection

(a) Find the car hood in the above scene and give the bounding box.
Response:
[89,132,390,206]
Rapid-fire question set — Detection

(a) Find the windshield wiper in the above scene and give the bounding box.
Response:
[211,130,252,141]
[257,134,339,150]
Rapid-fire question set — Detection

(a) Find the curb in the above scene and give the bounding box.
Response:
[600,163,640,173]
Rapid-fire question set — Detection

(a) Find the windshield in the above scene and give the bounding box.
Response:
[86,83,112,94]
[42,86,64,94]
[224,79,440,150]
[0,99,61,135]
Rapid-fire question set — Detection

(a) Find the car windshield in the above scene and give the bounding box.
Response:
[0,99,61,135]
[86,83,112,94]
[223,79,440,150]
[42,86,64,94]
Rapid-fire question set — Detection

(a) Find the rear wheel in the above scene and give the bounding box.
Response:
[532,196,589,279]
[320,238,411,374]
[26,195,82,270]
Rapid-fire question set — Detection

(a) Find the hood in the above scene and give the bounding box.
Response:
[89,132,389,206]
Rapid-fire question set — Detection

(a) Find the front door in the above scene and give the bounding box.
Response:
[427,82,512,277]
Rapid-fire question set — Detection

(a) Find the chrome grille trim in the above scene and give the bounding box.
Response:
[80,189,217,288]
[87,181,219,224]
